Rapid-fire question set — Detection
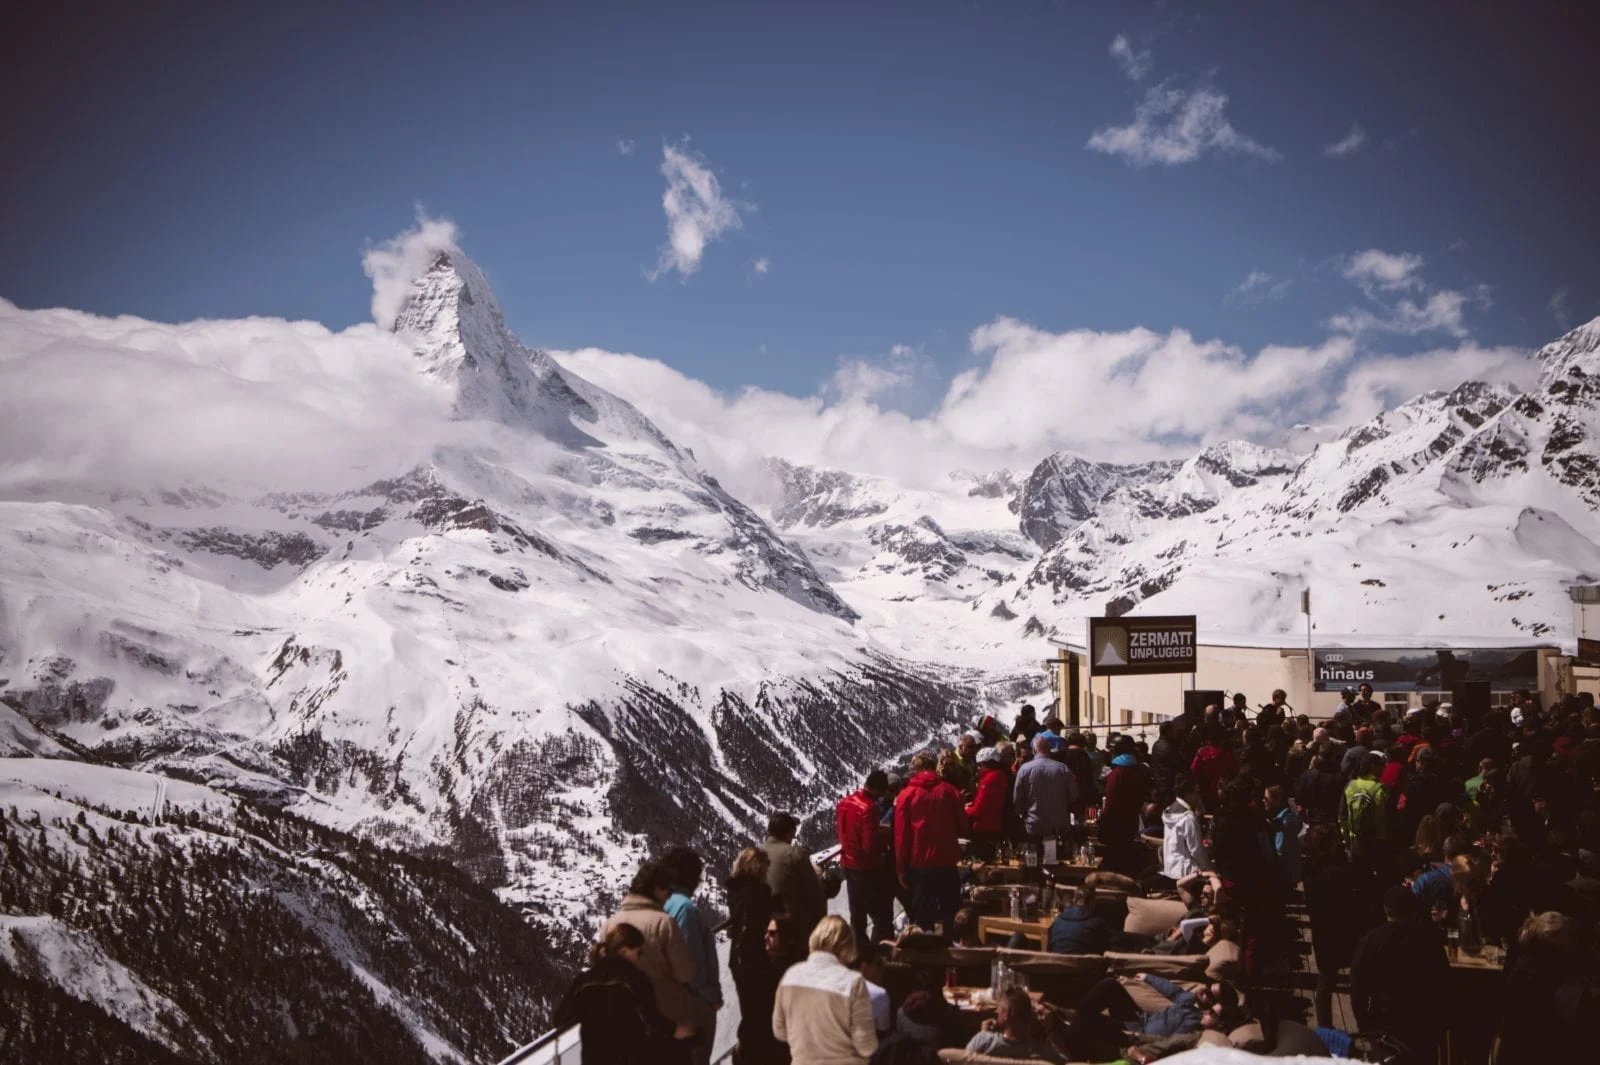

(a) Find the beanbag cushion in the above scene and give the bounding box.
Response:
[1123,896,1188,937]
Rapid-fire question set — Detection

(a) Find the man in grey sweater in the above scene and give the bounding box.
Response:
[1014,736,1077,841]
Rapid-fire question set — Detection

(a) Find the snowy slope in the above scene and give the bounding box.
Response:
[751,324,1600,657]
[0,246,985,950]
[988,326,1600,645]
[0,758,556,1064]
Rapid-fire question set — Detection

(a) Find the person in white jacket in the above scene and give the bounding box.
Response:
[1160,775,1214,886]
[772,915,878,1065]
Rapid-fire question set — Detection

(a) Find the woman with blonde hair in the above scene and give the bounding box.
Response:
[772,915,878,1064]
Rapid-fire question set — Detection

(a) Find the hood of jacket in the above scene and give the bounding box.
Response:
[1163,799,1198,832]
[906,769,945,791]
[618,893,663,913]
[1056,905,1097,923]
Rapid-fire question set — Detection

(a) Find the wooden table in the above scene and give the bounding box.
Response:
[977,914,1054,949]
[1447,946,1504,971]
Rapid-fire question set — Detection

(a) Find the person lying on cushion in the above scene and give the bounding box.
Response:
[1067,973,1241,1054]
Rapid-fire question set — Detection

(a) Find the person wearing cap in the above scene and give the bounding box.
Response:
[965,746,1008,861]
[972,713,1003,747]
[1350,886,1449,1061]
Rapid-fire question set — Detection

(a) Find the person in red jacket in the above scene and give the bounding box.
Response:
[836,769,892,947]
[1099,737,1149,873]
[965,747,1007,860]
[1189,724,1239,810]
[895,752,968,941]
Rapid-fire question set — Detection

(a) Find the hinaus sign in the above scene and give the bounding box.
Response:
[1313,646,1541,693]
[1088,615,1197,677]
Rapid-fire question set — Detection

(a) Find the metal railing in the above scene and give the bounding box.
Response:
[497,847,845,1065]
[498,1024,579,1065]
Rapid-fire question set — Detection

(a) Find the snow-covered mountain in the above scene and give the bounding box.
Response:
[748,322,1600,655]
[0,758,557,1065]
[0,248,989,960]
[3,234,1599,1059]
[988,325,1600,642]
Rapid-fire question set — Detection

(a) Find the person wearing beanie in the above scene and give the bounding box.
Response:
[972,713,1002,746]
[1098,738,1148,870]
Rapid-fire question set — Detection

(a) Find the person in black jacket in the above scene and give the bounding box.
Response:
[1295,750,1342,828]
[1495,911,1596,1063]
[550,922,689,1065]
[1349,887,1449,1064]
[725,847,784,1065]
[1301,824,1363,1029]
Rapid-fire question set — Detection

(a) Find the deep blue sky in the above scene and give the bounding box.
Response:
[4,0,1596,402]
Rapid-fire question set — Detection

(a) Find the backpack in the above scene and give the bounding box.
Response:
[1343,784,1380,844]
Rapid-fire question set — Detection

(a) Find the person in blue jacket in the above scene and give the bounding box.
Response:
[1070,973,1240,1054]
[659,847,722,1065]
[1047,885,1112,955]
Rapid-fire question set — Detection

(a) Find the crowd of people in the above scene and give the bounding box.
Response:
[549,684,1600,1065]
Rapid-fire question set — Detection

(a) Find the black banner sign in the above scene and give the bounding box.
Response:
[1313,646,1540,692]
[1089,615,1197,677]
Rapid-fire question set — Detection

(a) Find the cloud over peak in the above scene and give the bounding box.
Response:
[1088,82,1281,167]
[649,142,744,281]
[362,214,460,331]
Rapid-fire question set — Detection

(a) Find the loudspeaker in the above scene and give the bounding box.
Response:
[1184,690,1224,721]
[1451,681,1490,721]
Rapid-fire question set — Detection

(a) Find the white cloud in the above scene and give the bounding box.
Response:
[1331,343,1537,426]
[557,322,1531,502]
[1109,34,1152,80]
[614,138,636,156]
[827,343,932,407]
[556,317,1508,493]
[1341,248,1425,296]
[1226,270,1293,305]
[1324,123,1368,157]
[362,213,459,331]
[1549,287,1570,329]
[648,143,744,281]
[1087,83,1281,167]
[1328,288,1487,338]
[0,301,465,499]
[752,257,771,275]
